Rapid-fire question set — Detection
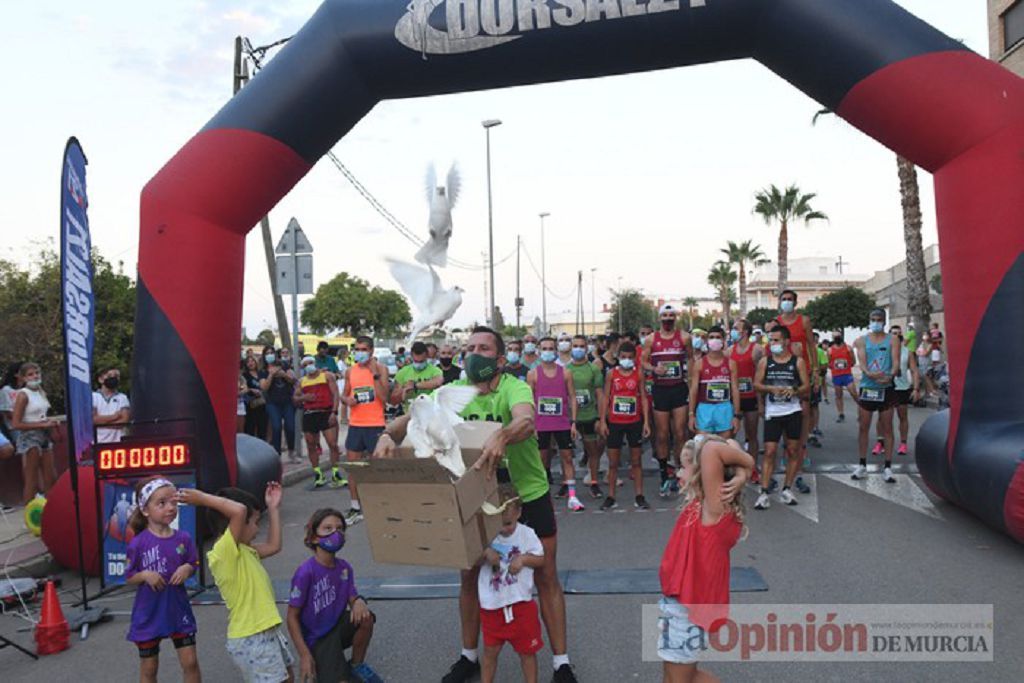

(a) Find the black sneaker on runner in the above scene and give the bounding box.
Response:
[600,496,617,511]
[634,495,650,510]
[555,484,569,499]
[795,477,811,494]
[589,483,602,499]
[441,655,479,683]
[553,663,579,682]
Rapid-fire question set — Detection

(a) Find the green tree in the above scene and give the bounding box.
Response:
[255,329,277,348]
[802,287,877,332]
[753,184,828,293]
[746,307,778,329]
[0,246,136,412]
[502,325,529,340]
[607,289,656,334]
[682,297,699,329]
[897,155,933,334]
[707,262,738,328]
[720,240,767,315]
[301,272,411,337]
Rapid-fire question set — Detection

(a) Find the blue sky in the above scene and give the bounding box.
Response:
[0,1,989,335]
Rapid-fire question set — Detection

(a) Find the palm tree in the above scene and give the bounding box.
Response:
[721,240,768,316]
[897,156,932,334]
[682,297,699,329]
[707,262,738,328]
[753,184,828,294]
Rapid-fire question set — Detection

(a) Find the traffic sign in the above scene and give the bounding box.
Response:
[275,217,313,254]
[276,254,313,295]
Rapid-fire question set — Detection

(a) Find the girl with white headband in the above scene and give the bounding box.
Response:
[125,476,201,682]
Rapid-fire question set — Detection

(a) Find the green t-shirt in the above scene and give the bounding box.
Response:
[314,355,340,373]
[394,363,443,411]
[566,361,602,422]
[816,347,828,372]
[905,329,918,353]
[450,374,547,504]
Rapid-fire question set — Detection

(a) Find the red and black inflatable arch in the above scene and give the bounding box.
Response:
[131,0,1024,540]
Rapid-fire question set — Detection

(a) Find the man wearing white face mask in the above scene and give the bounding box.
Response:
[503,340,530,380]
[521,334,540,370]
[774,289,816,495]
[852,309,901,483]
[556,334,573,367]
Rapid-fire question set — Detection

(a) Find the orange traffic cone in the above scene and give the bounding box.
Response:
[35,580,69,655]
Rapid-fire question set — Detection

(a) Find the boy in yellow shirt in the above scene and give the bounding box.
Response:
[178,482,292,681]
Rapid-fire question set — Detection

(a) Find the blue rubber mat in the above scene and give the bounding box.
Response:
[191,567,766,604]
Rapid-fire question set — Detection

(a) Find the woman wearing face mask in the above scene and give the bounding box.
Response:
[260,353,298,462]
[11,362,59,503]
[241,356,267,438]
[0,362,24,443]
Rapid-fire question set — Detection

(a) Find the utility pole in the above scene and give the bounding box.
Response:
[590,268,597,335]
[515,235,523,327]
[539,212,550,334]
[836,255,850,274]
[482,119,502,328]
[482,252,490,325]
[617,276,624,334]
[575,270,584,335]
[235,36,291,349]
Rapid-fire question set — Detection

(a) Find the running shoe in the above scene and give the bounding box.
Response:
[897,442,908,456]
[567,496,585,512]
[669,479,680,493]
[808,436,822,448]
[659,480,673,498]
[0,503,15,514]
[803,454,812,469]
[634,495,650,510]
[441,655,480,683]
[600,497,618,511]
[812,428,823,437]
[344,508,364,526]
[837,413,845,423]
[768,478,779,493]
[331,468,348,488]
[555,484,569,499]
[851,464,867,480]
[589,483,603,500]
[553,663,579,683]
[312,468,326,488]
[871,440,884,456]
[351,662,384,683]
[754,492,771,510]
[795,477,811,494]
[883,467,896,483]
[779,488,798,505]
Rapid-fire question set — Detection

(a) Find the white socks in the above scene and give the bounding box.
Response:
[553,654,570,669]
[461,648,479,663]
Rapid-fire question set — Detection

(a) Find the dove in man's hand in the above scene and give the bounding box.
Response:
[386,257,464,347]
[415,163,461,267]
[406,384,479,477]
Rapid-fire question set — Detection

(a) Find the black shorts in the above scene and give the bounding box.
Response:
[652,383,689,412]
[892,389,913,406]
[537,430,573,450]
[302,410,331,434]
[739,397,758,413]
[607,421,643,449]
[764,411,803,443]
[858,387,895,412]
[311,609,376,682]
[519,493,557,538]
[136,632,196,658]
[575,419,598,439]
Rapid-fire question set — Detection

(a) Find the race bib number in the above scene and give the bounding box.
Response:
[768,391,794,404]
[575,390,591,408]
[738,378,753,394]
[613,396,637,416]
[660,361,682,379]
[354,386,375,405]
[707,381,730,402]
[538,397,563,416]
[835,359,848,370]
[860,387,884,403]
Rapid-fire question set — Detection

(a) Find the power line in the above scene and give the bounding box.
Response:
[521,242,576,300]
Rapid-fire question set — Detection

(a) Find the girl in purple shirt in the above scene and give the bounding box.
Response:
[124,477,200,682]
[286,507,382,683]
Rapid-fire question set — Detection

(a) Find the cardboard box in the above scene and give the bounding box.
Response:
[345,421,503,570]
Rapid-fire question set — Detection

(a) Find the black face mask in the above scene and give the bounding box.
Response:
[440,357,452,367]
[103,377,120,390]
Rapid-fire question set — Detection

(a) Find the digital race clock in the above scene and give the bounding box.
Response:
[95,438,194,477]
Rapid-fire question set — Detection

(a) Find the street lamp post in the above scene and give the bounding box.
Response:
[483,119,502,327]
[539,211,550,334]
[617,276,623,333]
[590,268,597,335]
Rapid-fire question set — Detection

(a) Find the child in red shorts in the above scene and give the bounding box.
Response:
[477,484,545,683]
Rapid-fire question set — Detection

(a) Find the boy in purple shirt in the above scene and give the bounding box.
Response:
[286,507,382,683]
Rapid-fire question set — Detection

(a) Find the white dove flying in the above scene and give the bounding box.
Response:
[406,384,479,477]
[415,163,461,267]
[386,257,464,347]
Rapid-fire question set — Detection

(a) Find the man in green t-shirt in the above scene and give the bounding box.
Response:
[567,334,605,500]
[314,340,340,373]
[374,327,577,683]
[390,341,443,413]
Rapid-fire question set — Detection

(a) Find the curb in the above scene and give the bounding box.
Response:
[282,464,314,487]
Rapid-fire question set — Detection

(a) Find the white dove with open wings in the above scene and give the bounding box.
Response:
[386,257,463,347]
[406,384,479,478]
[415,163,461,267]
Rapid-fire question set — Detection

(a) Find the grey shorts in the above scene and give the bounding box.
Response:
[15,429,51,456]
[226,625,295,683]
[657,596,707,665]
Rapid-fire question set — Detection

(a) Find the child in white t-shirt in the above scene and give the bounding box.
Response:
[477,484,545,683]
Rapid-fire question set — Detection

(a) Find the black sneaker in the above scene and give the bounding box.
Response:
[553,663,579,683]
[600,496,617,511]
[837,413,845,423]
[768,478,779,493]
[808,436,822,448]
[589,483,602,499]
[634,495,650,510]
[441,655,480,683]
[555,484,569,499]
[795,477,811,495]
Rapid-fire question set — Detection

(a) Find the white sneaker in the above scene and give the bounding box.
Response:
[883,467,896,483]
[779,488,798,505]
[851,465,867,480]
[754,492,770,510]
[568,496,585,513]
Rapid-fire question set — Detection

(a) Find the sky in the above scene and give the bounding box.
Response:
[0,1,989,337]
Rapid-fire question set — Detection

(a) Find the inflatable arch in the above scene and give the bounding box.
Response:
[131,0,1024,541]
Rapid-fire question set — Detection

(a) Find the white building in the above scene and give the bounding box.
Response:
[746,257,873,310]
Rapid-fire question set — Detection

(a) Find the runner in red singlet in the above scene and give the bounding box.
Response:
[828,330,858,422]
[642,304,692,497]
[726,318,763,478]
[774,289,816,495]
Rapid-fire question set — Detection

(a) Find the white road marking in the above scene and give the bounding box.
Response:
[787,474,819,523]
[822,473,943,520]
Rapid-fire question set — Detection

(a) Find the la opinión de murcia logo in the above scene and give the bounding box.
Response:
[396,0,708,57]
